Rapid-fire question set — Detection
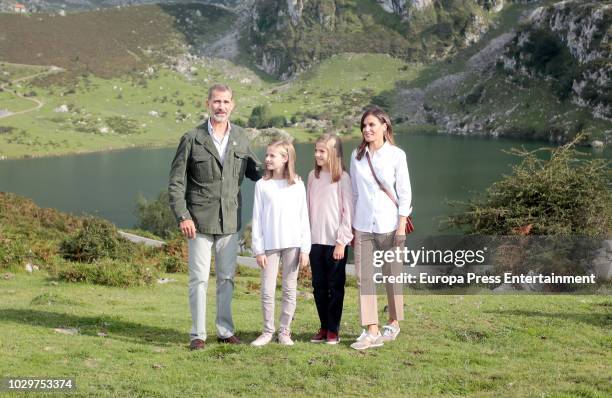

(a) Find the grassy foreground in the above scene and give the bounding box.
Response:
[0,271,610,397]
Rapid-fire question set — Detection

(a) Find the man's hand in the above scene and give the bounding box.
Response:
[256,254,267,269]
[179,219,196,239]
[299,253,309,268]
[332,243,345,260]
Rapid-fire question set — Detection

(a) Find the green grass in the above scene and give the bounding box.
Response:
[0,53,425,159]
[0,272,610,397]
[0,62,50,83]
[0,91,34,113]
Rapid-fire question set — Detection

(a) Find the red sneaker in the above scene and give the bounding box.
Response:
[310,328,327,343]
[326,331,339,345]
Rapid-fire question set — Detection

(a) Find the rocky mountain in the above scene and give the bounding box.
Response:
[247,0,505,79]
[500,1,611,120]
[0,0,240,13]
[393,0,611,144]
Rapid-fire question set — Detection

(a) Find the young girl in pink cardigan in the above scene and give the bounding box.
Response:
[307,133,353,344]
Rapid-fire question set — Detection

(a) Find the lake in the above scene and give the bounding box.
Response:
[0,134,608,237]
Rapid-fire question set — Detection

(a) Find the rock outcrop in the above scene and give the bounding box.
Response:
[247,0,502,79]
[500,1,611,120]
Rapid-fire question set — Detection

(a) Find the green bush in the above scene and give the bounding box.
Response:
[56,258,158,287]
[268,115,288,128]
[60,217,129,263]
[248,105,272,128]
[134,192,178,240]
[447,136,611,236]
[105,116,142,135]
[162,255,187,273]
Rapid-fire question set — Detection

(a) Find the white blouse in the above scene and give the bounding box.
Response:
[251,177,311,256]
[350,142,412,234]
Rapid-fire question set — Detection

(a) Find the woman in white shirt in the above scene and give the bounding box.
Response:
[349,106,412,350]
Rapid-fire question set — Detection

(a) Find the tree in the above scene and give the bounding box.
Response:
[446,136,611,237]
[134,192,178,239]
[248,105,272,128]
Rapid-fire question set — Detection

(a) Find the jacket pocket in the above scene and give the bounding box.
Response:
[191,152,213,182]
[233,152,248,178]
[186,191,212,204]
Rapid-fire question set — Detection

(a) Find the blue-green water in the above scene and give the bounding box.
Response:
[0,135,608,236]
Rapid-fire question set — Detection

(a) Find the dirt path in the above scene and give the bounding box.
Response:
[0,66,64,119]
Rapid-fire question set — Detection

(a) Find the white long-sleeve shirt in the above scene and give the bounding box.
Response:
[350,142,412,233]
[251,177,311,256]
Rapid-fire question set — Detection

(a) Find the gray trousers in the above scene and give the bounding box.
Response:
[188,232,239,341]
[260,248,300,334]
[354,230,405,326]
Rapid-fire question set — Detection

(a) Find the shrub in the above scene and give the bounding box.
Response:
[268,115,288,128]
[59,217,129,263]
[134,192,178,240]
[105,116,142,135]
[446,136,611,236]
[56,259,158,287]
[446,136,610,290]
[248,105,271,128]
[162,255,187,273]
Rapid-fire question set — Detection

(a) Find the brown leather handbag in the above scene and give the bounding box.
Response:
[365,152,414,234]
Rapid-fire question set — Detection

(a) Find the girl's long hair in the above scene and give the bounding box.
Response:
[314,133,345,183]
[264,139,298,185]
[355,106,395,161]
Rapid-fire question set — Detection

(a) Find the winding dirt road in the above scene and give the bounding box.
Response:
[0,65,64,119]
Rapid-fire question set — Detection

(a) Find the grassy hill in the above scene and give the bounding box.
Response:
[0,3,235,83]
[0,52,428,159]
[0,192,610,397]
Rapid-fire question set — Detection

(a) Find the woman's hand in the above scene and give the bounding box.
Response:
[395,216,407,246]
[256,254,267,269]
[299,253,310,268]
[333,243,345,260]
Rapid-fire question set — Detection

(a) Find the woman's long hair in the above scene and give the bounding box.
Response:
[264,139,298,185]
[355,106,395,161]
[314,133,345,183]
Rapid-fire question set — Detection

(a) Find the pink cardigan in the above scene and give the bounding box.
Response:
[307,170,354,246]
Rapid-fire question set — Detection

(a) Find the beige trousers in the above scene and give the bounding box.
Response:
[354,230,405,326]
[260,248,300,334]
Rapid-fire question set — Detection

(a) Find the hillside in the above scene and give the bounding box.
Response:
[389,0,612,144]
[0,3,236,82]
[0,0,610,159]
[247,0,510,79]
[0,0,241,13]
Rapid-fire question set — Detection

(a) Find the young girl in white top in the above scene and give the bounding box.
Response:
[251,139,311,346]
[307,134,353,345]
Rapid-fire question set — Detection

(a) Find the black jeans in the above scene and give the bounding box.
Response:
[309,244,347,333]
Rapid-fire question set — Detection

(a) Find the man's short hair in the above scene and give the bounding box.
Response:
[207,84,233,100]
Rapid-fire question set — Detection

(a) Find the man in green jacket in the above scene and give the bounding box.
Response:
[168,84,261,350]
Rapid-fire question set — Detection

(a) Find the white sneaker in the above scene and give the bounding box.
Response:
[380,324,400,342]
[278,332,295,346]
[350,329,383,350]
[251,332,273,347]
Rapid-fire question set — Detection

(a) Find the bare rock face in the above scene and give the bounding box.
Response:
[500,0,611,120]
[286,0,304,25]
[528,1,610,64]
[377,0,432,18]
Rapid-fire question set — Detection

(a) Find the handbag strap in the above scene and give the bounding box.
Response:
[365,151,399,209]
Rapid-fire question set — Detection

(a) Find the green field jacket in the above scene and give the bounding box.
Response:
[168,121,262,235]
